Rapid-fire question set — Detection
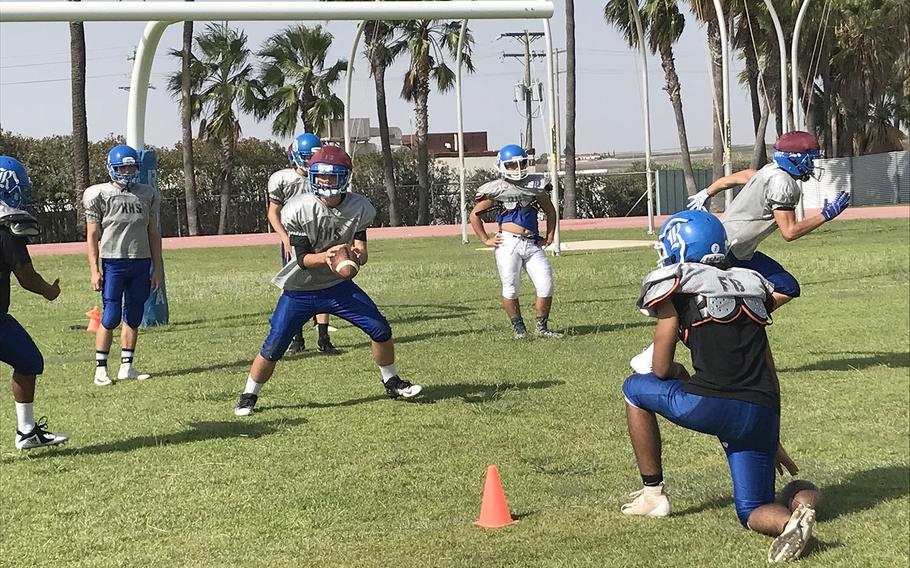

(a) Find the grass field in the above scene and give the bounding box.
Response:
[1,219,908,567]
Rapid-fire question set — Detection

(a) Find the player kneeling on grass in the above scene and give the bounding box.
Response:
[620,210,822,563]
[83,144,163,386]
[0,156,69,449]
[469,144,562,339]
[234,146,421,416]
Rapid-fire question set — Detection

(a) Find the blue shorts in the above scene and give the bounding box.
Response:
[0,315,44,375]
[729,251,800,298]
[260,280,392,361]
[623,373,780,525]
[101,258,152,329]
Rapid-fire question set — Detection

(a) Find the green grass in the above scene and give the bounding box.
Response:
[1,219,908,567]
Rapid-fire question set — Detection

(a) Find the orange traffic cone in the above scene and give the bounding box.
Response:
[474,465,517,528]
[85,306,101,333]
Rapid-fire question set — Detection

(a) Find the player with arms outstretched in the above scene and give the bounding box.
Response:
[0,156,69,449]
[469,144,562,339]
[620,210,822,563]
[83,144,162,386]
[687,131,850,310]
[234,146,421,416]
[267,133,338,355]
[632,131,851,372]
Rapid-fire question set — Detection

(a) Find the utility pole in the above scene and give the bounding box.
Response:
[500,31,545,154]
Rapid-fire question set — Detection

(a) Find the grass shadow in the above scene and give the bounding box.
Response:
[12,418,306,460]
[780,352,909,372]
[417,380,564,404]
[818,465,910,521]
[155,358,253,378]
[674,494,733,516]
[562,321,653,336]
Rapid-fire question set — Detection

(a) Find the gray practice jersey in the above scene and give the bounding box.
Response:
[723,163,801,260]
[475,174,550,235]
[83,182,160,259]
[271,192,376,291]
[267,168,310,206]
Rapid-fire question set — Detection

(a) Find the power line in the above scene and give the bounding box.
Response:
[1,73,132,86]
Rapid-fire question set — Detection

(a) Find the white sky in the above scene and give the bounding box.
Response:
[0,1,774,154]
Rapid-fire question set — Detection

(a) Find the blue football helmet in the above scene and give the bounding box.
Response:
[288,133,322,169]
[107,144,140,187]
[307,145,353,198]
[497,144,529,181]
[656,210,728,267]
[0,156,32,209]
[772,131,821,181]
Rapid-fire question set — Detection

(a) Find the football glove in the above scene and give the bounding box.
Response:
[821,191,850,221]
[687,188,710,211]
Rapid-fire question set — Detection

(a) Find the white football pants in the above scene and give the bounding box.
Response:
[494,232,554,300]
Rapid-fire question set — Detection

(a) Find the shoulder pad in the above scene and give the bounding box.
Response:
[0,203,39,237]
[636,264,682,316]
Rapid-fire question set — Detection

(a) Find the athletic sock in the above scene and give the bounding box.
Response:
[95,350,109,368]
[243,376,264,396]
[380,363,398,383]
[121,349,135,366]
[317,323,329,340]
[641,473,664,487]
[15,402,35,433]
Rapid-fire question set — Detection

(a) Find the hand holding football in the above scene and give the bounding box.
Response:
[330,245,360,279]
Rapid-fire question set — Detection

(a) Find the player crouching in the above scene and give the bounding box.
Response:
[620,210,822,563]
[234,146,421,416]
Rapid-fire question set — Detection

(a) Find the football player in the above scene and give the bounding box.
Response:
[687,130,850,310]
[0,156,69,449]
[267,133,338,355]
[83,144,162,386]
[620,210,822,563]
[234,146,421,416]
[469,144,562,339]
[632,131,851,372]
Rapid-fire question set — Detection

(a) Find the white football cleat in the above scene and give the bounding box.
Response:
[118,366,151,381]
[630,343,655,375]
[621,484,671,518]
[768,503,816,562]
[94,367,113,386]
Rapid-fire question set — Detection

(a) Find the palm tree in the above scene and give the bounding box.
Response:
[255,24,347,137]
[564,0,578,218]
[69,0,89,237]
[363,20,401,226]
[192,24,257,234]
[605,0,698,195]
[687,0,724,180]
[179,1,199,236]
[389,19,474,225]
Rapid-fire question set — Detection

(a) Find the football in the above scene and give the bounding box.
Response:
[330,245,360,279]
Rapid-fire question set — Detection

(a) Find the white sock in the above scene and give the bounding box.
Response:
[15,402,35,433]
[380,363,398,383]
[121,349,135,367]
[244,376,264,395]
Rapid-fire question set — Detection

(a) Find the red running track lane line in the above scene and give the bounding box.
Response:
[27,205,909,257]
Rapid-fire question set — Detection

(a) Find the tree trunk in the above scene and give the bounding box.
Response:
[217,136,235,235]
[181,13,200,236]
[751,88,770,169]
[415,59,431,225]
[371,57,399,226]
[659,44,697,196]
[563,0,577,218]
[69,4,89,239]
[707,21,724,181]
[743,34,767,167]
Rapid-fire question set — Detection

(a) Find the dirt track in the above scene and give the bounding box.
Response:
[27,205,909,257]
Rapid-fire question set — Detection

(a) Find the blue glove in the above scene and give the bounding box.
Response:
[821,191,850,221]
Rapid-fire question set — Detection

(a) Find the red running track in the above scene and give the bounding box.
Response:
[27,205,909,257]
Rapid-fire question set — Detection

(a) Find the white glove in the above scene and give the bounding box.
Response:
[687,188,710,211]
[629,344,655,375]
